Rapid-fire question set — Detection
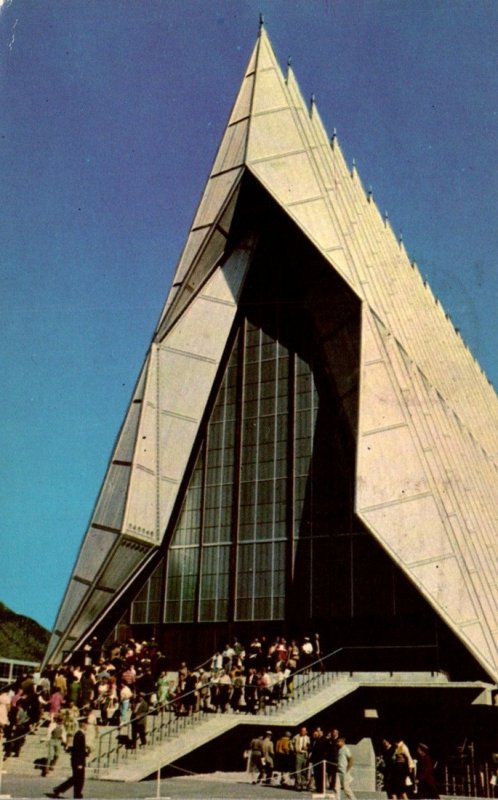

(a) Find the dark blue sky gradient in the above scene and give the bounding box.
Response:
[1,0,496,630]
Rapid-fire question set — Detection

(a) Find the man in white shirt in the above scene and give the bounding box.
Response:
[337,737,356,800]
[301,637,314,672]
[292,726,310,791]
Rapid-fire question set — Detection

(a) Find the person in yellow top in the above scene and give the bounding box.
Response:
[275,730,293,786]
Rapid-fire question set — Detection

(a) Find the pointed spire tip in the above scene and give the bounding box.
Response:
[286,56,292,84]
[259,12,265,29]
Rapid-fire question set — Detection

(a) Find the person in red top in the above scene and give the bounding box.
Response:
[48,687,64,720]
[415,743,439,799]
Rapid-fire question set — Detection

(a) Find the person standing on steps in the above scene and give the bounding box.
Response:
[43,715,67,776]
[131,693,149,749]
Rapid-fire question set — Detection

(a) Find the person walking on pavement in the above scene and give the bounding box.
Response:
[337,736,356,800]
[51,718,88,799]
[415,742,439,799]
[261,730,275,785]
[248,734,264,784]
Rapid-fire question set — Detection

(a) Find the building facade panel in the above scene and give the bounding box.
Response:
[73,527,119,583]
[363,494,454,567]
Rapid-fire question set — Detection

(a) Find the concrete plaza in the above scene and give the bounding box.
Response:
[0,769,322,799]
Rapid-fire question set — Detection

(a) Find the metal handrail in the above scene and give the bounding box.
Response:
[191,654,213,673]
[90,643,441,776]
[90,653,337,775]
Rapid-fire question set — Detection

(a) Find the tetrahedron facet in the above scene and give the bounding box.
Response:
[45,26,498,688]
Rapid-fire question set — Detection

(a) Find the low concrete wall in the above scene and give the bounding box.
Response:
[349,737,376,793]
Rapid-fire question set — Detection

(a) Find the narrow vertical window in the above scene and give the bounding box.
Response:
[163,459,202,622]
[235,324,288,620]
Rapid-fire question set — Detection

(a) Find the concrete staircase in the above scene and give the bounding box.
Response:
[4,672,489,787]
[96,675,359,782]
[2,723,73,780]
[95,670,492,783]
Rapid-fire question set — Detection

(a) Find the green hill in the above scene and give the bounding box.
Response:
[0,602,50,662]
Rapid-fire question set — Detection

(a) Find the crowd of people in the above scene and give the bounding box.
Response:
[245,728,440,799]
[0,634,441,799]
[0,632,322,761]
[378,737,440,799]
[247,726,355,797]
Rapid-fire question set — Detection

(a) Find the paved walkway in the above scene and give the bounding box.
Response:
[0,770,323,798]
[0,770,481,800]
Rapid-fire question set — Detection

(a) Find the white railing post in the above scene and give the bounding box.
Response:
[0,732,11,799]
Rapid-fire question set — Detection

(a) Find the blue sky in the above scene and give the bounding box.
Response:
[1,0,496,631]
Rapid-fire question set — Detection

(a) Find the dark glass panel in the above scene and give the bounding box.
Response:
[260,377,277,397]
[199,544,230,621]
[254,597,271,618]
[133,585,148,604]
[131,602,146,624]
[352,534,394,617]
[164,600,180,623]
[236,598,251,620]
[148,602,161,623]
[255,503,274,525]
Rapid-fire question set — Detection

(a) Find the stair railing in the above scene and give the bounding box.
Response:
[90,643,441,777]
[90,648,346,776]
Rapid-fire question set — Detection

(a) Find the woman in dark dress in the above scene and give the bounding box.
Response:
[390,738,414,799]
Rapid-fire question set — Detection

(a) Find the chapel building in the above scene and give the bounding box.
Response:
[45,25,498,696]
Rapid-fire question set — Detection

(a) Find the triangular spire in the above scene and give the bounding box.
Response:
[44,28,498,683]
[154,30,265,339]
